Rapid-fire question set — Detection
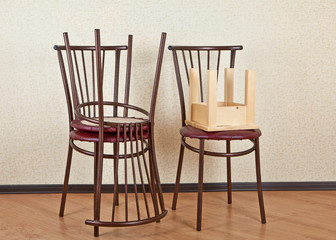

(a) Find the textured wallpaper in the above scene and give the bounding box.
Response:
[0,0,335,184]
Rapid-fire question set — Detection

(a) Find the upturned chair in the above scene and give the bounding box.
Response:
[168,45,266,230]
[54,30,167,236]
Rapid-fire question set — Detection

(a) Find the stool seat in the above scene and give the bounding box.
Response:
[180,125,261,140]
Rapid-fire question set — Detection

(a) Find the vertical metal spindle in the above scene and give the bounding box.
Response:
[112,124,120,221]
[135,123,150,218]
[130,124,141,220]
[113,50,121,117]
[207,50,210,70]
[81,50,91,117]
[101,50,105,84]
[216,50,221,79]
[230,50,236,68]
[188,50,194,68]
[124,125,128,222]
[123,35,133,117]
[182,50,189,84]
[197,50,203,102]
[73,50,85,114]
[91,50,96,117]
[140,123,159,217]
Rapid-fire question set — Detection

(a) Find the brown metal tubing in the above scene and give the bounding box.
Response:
[124,126,128,222]
[255,138,266,224]
[130,124,141,220]
[93,142,99,236]
[81,50,91,116]
[197,50,203,102]
[75,101,149,126]
[135,124,150,218]
[230,50,236,68]
[140,124,160,218]
[54,45,128,51]
[172,50,187,126]
[181,137,255,158]
[69,139,149,159]
[85,210,168,227]
[149,32,167,123]
[207,50,210,70]
[113,50,121,117]
[197,139,205,231]
[93,28,104,237]
[148,129,165,212]
[56,50,74,130]
[73,50,85,113]
[63,32,79,113]
[171,144,185,210]
[123,35,133,117]
[181,50,189,84]
[168,46,243,51]
[91,50,96,117]
[112,124,120,221]
[226,140,232,204]
[59,141,73,217]
[216,50,221,79]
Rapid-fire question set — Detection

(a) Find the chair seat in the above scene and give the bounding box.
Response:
[180,125,261,140]
[71,117,149,133]
[70,130,149,143]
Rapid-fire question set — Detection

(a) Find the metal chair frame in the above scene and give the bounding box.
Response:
[168,45,266,231]
[55,30,167,236]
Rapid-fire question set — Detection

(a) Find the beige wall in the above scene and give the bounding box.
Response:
[0,0,335,184]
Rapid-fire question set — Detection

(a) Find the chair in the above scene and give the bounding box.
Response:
[168,45,266,230]
[54,29,167,236]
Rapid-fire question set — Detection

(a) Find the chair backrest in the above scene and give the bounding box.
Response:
[168,45,243,126]
[55,30,166,130]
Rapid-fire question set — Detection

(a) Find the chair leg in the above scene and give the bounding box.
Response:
[148,137,163,223]
[93,142,104,237]
[226,140,232,204]
[197,139,205,231]
[255,138,266,224]
[172,143,185,210]
[113,143,119,206]
[148,134,165,211]
[59,141,73,217]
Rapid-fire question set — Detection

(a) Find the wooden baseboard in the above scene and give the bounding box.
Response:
[0,182,335,194]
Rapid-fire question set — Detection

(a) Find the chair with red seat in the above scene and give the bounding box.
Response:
[54,30,167,236]
[168,45,266,231]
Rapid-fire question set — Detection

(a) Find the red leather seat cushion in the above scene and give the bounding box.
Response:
[71,119,149,133]
[180,125,261,140]
[70,130,149,142]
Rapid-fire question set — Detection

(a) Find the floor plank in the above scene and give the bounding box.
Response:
[0,191,335,239]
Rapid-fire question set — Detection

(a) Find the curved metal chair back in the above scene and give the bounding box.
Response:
[168,45,243,126]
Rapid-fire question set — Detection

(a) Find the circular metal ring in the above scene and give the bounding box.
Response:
[75,101,150,127]
[70,139,149,159]
[181,137,255,157]
[85,210,168,227]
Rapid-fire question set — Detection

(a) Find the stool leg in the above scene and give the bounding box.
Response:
[255,138,266,224]
[172,143,185,210]
[197,139,205,231]
[59,140,73,217]
[226,140,232,204]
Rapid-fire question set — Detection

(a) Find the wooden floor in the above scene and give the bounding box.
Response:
[0,191,335,239]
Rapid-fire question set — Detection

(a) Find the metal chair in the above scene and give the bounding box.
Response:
[54,30,167,236]
[168,45,266,231]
